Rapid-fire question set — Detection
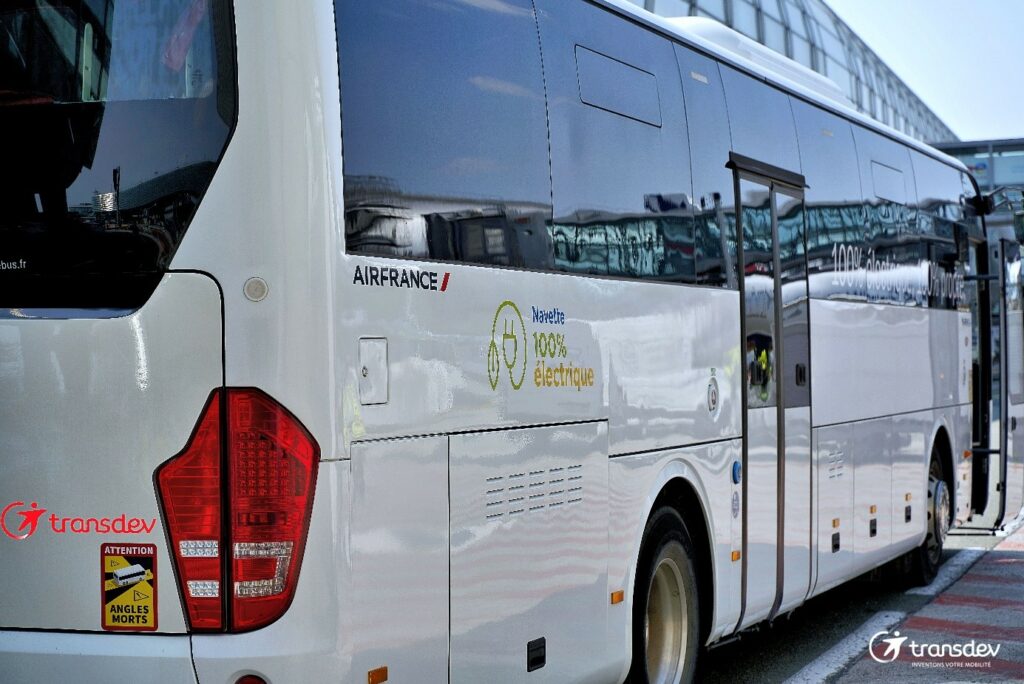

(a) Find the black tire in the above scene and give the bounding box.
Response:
[627,507,701,684]
[905,451,950,585]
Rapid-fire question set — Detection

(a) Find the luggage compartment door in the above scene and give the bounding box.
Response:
[449,422,608,681]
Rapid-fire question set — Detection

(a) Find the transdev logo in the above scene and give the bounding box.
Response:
[1,501,157,541]
[868,629,909,663]
[1,501,47,540]
[868,628,1001,665]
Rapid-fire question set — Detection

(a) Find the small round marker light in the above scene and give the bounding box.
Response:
[243,277,269,302]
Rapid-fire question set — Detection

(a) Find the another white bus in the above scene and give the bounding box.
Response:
[0,0,1019,682]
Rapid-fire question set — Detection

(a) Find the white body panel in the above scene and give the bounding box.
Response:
[0,632,195,682]
[809,404,969,598]
[604,441,742,663]
[336,255,742,453]
[813,425,855,594]
[0,273,220,633]
[810,301,967,427]
[742,406,778,626]
[779,406,812,614]
[349,437,449,682]
[1005,305,1024,518]
[449,424,612,682]
[171,0,341,460]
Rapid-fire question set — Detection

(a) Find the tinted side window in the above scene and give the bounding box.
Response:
[851,126,924,306]
[675,47,738,289]
[336,0,551,267]
[721,66,801,174]
[791,99,864,301]
[536,0,700,283]
[911,152,968,310]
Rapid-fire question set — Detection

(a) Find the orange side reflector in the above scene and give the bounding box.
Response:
[832,518,840,529]
[964,449,971,460]
[869,505,877,515]
[610,590,624,605]
[731,550,741,562]
[368,666,388,684]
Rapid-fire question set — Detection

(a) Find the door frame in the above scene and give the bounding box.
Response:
[727,153,808,631]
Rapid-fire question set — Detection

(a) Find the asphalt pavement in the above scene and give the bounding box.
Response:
[836,522,1024,682]
[696,521,1023,683]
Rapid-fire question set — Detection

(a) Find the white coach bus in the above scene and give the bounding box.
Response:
[1,0,1020,682]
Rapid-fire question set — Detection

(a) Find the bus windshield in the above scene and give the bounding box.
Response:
[0,0,235,310]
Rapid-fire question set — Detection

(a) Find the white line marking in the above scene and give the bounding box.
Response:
[783,611,905,684]
[905,548,985,596]
[995,508,1024,537]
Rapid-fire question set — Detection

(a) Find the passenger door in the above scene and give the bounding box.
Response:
[997,241,1024,526]
[734,167,812,628]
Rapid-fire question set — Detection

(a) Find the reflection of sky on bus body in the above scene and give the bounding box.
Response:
[337,0,549,205]
[103,2,217,101]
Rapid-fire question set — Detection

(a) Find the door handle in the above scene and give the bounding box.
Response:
[795,363,807,387]
[1013,417,1018,431]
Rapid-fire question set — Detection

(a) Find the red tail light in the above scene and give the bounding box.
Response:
[156,389,320,632]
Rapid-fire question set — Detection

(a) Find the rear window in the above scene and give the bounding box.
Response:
[0,0,236,309]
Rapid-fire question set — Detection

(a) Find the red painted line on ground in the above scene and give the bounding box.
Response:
[978,556,1024,565]
[935,593,1024,610]
[997,542,1024,551]
[957,572,1024,586]
[904,615,1024,643]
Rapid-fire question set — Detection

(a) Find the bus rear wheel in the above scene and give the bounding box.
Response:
[628,507,700,684]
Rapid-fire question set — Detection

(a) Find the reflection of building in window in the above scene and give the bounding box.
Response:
[551,211,677,280]
[626,0,957,143]
[346,175,738,285]
[550,192,735,286]
[344,175,552,267]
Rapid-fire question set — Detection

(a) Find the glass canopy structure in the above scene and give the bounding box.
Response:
[625,0,957,143]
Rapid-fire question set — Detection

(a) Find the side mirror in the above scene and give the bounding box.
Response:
[971,194,995,216]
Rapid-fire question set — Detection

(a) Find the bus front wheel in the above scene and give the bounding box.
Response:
[628,507,700,684]
[907,452,950,585]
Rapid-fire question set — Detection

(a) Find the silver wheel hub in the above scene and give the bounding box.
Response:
[645,553,689,684]
[933,479,950,541]
[926,472,950,565]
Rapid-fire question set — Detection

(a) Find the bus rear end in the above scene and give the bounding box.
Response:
[0,2,340,681]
